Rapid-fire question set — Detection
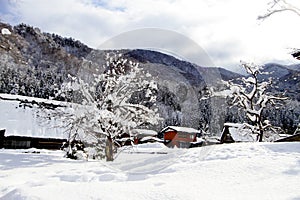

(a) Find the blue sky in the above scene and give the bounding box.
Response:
[1,0,300,72]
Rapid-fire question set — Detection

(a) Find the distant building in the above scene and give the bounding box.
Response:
[114,129,162,146]
[158,126,201,148]
[131,129,161,144]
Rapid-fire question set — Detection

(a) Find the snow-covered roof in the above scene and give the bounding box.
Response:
[224,123,244,128]
[132,129,157,136]
[140,136,163,142]
[161,126,199,134]
[0,93,67,107]
[223,123,256,142]
[205,136,220,143]
[228,127,255,142]
[0,94,67,139]
[1,28,11,35]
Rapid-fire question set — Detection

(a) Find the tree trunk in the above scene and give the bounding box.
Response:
[258,130,263,142]
[258,122,264,142]
[105,136,114,161]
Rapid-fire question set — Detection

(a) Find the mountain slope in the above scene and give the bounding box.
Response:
[260,63,300,100]
[0,21,299,134]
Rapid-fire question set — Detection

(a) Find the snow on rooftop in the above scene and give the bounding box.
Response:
[0,93,67,106]
[229,127,256,142]
[223,123,256,142]
[0,94,67,139]
[224,122,244,128]
[161,126,199,134]
[132,129,157,136]
[1,28,11,35]
[140,136,163,142]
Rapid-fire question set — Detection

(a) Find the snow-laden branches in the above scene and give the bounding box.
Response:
[258,0,300,20]
[44,53,161,161]
[258,1,300,60]
[229,61,287,142]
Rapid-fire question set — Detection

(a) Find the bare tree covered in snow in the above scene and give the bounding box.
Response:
[45,53,160,161]
[258,0,300,60]
[229,61,286,142]
[258,0,300,20]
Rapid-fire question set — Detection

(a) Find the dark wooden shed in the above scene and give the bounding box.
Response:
[0,129,67,150]
[0,129,5,148]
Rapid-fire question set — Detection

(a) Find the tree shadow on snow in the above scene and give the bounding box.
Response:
[0,150,73,170]
[263,142,300,154]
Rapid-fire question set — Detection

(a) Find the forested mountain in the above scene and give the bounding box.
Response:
[0,21,299,134]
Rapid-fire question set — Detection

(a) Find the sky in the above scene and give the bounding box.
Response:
[1,0,300,73]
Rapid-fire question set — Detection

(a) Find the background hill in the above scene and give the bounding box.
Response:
[0,21,299,134]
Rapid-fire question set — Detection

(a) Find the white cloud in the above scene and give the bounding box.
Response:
[1,0,300,71]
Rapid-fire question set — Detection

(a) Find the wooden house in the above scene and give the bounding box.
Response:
[114,129,161,146]
[132,129,159,144]
[158,126,201,148]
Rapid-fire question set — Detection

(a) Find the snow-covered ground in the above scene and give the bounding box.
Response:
[1,142,300,200]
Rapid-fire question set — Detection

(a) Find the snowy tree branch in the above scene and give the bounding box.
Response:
[258,0,300,20]
[229,61,287,141]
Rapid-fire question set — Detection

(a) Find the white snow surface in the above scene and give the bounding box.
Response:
[1,28,11,35]
[1,142,300,200]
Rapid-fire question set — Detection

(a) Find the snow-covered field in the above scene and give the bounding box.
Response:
[1,142,300,200]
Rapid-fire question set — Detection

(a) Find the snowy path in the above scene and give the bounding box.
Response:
[0,142,300,200]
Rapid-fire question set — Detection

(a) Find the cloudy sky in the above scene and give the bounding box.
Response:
[1,0,300,72]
